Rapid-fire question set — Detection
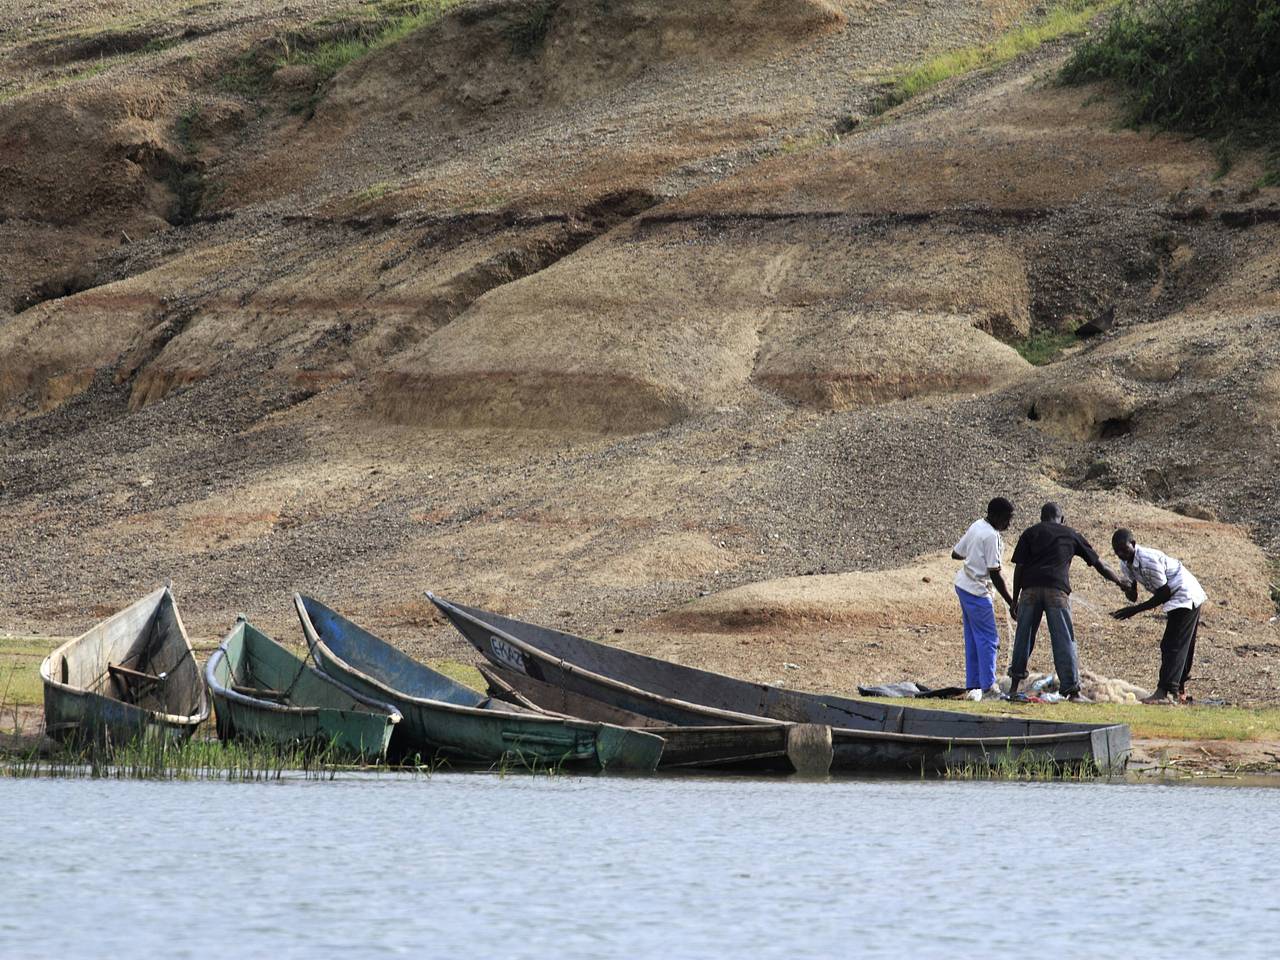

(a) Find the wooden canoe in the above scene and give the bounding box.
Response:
[206,617,401,761]
[294,595,665,771]
[429,594,1132,774]
[40,586,209,746]
[479,663,834,773]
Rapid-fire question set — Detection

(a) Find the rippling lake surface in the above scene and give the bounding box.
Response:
[1,774,1277,959]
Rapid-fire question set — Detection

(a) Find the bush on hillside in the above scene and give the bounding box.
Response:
[1062,0,1279,177]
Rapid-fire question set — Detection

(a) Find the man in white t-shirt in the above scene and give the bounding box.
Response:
[1109,528,1208,704]
[951,497,1016,700]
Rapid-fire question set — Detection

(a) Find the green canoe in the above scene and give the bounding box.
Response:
[41,585,209,747]
[207,617,401,762]
[295,594,665,772]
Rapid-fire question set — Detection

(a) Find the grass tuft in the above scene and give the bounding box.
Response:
[175,103,201,153]
[353,180,395,204]
[1015,327,1079,365]
[285,1,460,80]
[217,1,461,109]
[871,0,1117,115]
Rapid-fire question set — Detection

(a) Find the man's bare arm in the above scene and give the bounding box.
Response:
[989,568,1015,610]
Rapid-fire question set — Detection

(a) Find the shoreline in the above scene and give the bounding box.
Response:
[5,707,1278,783]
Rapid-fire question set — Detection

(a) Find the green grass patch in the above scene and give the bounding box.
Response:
[0,637,60,709]
[1015,327,1079,364]
[1061,0,1279,180]
[777,130,841,157]
[944,752,1105,780]
[216,49,276,98]
[865,697,1280,740]
[218,1,461,113]
[428,659,486,691]
[175,102,200,153]
[871,0,1117,114]
[283,1,461,83]
[354,180,396,204]
[0,57,117,104]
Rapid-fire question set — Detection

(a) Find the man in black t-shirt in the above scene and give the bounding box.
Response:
[1007,502,1127,701]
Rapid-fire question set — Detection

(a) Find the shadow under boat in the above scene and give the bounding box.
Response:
[478,662,834,774]
[294,594,664,772]
[40,585,210,747]
[429,594,1131,775]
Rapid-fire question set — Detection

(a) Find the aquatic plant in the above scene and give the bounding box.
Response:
[0,735,362,782]
[943,749,1106,781]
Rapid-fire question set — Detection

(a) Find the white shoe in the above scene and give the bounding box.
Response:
[984,684,1007,701]
[965,689,982,701]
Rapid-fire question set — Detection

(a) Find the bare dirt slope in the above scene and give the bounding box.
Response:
[1,0,1277,704]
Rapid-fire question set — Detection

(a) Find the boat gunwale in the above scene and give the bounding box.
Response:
[430,593,1129,750]
[39,585,209,728]
[205,619,403,725]
[293,593,625,732]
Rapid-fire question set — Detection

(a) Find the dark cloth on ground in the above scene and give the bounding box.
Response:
[1010,521,1103,594]
[1158,603,1202,696]
[857,681,927,698]
[855,682,969,699]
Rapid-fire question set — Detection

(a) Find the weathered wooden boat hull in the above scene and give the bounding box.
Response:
[207,619,401,761]
[295,595,664,771]
[481,662,831,772]
[40,586,209,747]
[431,595,1131,774]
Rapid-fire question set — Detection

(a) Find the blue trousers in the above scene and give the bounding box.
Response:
[1008,587,1080,696]
[956,587,998,690]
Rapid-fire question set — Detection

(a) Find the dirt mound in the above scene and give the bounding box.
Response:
[374,214,1035,431]
[659,556,960,633]
[1021,307,1280,456]
[0,87,187,318]
[326,0,845,122]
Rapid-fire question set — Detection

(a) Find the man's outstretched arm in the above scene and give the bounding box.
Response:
[1111,585,1172,620]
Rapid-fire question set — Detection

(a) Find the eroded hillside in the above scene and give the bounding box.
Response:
[2,0,1277,701]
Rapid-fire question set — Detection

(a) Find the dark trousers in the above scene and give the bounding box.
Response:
[1158,604,1201,695]
[1008,587,1080,696]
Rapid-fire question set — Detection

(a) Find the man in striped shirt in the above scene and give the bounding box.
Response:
[1110,529,1208,704]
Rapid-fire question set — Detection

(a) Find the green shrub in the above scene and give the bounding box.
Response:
[1062,0,1280,179]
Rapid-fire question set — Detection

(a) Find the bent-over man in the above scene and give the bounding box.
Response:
[1008,502,1127,702]
[1110,529,1208,705]
[952,497,1016,701]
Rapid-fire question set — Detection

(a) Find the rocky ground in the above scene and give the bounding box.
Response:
[1,0,1277,704]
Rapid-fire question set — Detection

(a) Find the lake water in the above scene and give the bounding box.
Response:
[1,774,1276,959]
